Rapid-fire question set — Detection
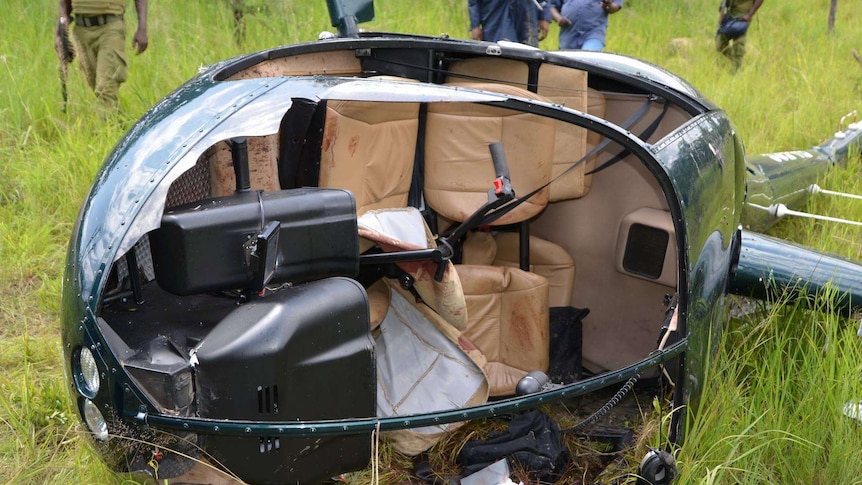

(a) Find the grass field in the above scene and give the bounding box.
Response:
[2,0,862,483]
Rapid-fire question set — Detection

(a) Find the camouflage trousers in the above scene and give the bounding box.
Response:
[716,32,746,70]
[73,19,128,110]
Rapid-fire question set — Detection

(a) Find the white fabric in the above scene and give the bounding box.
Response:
[376,288,485,435]
[358,207,429,249]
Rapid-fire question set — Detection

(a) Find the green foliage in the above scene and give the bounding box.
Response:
[676,293,862,484]
[2,0,862,483]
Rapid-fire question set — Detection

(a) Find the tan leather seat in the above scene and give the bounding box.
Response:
[313,98,489,455]
[424,82,556,396]
[317,97,422,255]
[536,64,606,201]
[445,59,607,200]
[428,80,578,310]
[456,264,550,395]
[424,82,555,225]
[462,231,575,308]
[319,99,419,215]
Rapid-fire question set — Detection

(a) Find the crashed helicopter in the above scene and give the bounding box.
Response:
[60,0,862,483]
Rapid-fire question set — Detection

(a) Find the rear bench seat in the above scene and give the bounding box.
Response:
[445,58,607,202]
[313,83,557,398]
[444,59,606,308]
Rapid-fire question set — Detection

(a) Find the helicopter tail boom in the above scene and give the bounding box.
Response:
[729,229,862,314]
[742,121,862,232]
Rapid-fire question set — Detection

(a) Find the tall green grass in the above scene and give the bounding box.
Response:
[2,0,862,483]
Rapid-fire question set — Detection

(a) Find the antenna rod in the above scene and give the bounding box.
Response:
[768,203,862,227]
[809,184,862,201]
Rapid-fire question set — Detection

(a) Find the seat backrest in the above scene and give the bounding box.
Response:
[444,58,605,202]
[423,82,555,226]
[446,57,530,89]
[318,99,420,215]
[536,64,606,201]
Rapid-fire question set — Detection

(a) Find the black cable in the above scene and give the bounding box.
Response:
[560,374,640,434]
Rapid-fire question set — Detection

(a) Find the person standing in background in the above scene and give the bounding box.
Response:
[550,0,622,51]
[56,0,148,111]
[514,0,552,47]
[469,0,550,46]
[469,0,519,43]
[716,0,763,70]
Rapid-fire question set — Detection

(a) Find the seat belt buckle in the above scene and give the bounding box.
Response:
[488,176,514,202]
[493,178,503,195]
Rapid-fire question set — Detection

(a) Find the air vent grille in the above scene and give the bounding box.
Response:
[257,385,279,414]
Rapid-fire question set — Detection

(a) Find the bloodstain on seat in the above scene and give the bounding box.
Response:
[348,135,359,156]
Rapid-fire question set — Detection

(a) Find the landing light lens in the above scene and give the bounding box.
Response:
[76,347,101,397]
[81,399,109,441]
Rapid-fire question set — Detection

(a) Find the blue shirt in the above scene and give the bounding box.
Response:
[551,0,621,49]
[469,0,551,44]
[469,0,519,42]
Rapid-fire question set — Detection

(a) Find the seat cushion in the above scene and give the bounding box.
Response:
[462,231,575,308]
[491,232,575,308]
[457,265,550,396]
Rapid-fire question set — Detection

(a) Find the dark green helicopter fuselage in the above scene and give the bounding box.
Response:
[60,7,862,482]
